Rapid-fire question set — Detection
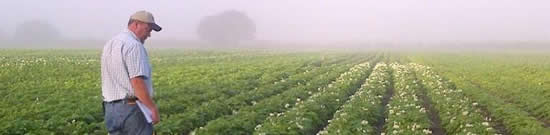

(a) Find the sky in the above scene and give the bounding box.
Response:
[1,0,549,42]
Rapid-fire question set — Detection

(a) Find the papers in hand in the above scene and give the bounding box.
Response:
[136,101,153,123]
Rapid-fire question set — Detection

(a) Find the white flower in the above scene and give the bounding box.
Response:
[419,108,426,113]
[482,122,490,126]
[296,122,304,129]
[412,123,420,129]
[255,124,262,130]
[422,129,432,134]
[462,111,469,116]
[361,120,369,125]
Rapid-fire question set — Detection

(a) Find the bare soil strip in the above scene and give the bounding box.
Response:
[374,70,394,135]
[415,75,446,135]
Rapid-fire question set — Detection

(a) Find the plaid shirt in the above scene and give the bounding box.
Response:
[101,28,153,102]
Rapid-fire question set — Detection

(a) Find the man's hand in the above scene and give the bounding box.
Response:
[131,76,160,124]
[151,107,160,124]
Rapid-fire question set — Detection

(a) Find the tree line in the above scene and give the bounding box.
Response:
[4,10,256,45]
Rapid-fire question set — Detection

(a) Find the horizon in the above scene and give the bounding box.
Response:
[0,0,548,45]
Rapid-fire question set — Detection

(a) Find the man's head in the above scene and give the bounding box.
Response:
[128,11,162,43]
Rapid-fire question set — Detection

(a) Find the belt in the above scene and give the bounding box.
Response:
[105,98,137,104]
[102,98,138,116]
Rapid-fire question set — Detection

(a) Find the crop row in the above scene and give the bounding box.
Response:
[382,63,432,135]
[411,63,496,135]
[253,61,373,134]
[192,61,357,134]
[156,56,368,134]
[317,63,391,134]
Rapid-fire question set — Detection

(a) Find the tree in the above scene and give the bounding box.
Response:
[14,20,61,42]
[197,10,256,44]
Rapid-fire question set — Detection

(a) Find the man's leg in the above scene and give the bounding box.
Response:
[104,102,124,134]
[121,103,153,135]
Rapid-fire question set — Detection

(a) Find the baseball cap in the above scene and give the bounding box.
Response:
[130,10,162,32]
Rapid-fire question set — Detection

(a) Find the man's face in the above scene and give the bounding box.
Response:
[135,22,153,43]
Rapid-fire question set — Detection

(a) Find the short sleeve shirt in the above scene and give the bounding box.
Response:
[101,28,153,102]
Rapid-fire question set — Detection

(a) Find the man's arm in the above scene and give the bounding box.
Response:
[131,76,160,124]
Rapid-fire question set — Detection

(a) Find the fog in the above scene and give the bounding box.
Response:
[0,0,549,48]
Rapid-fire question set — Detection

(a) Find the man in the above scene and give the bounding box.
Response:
[101,10,161,134]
